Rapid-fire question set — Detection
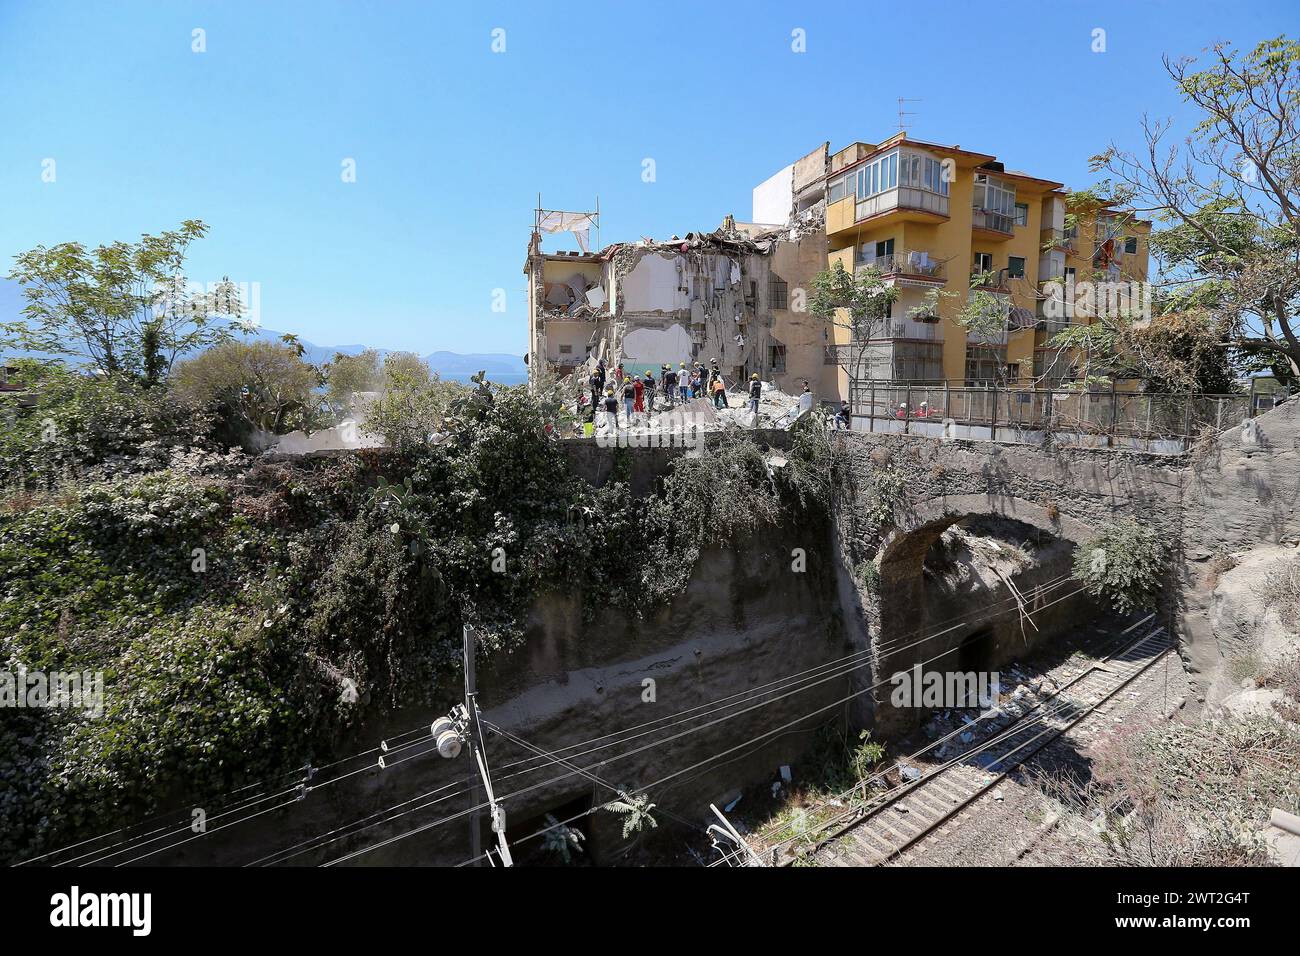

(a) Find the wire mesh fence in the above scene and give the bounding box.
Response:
[847,379,1271,450]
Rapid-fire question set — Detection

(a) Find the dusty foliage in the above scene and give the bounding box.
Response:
[0,379,829,862]
[1081,717,1300,866]
[1259,557,1300,630]
[1072,517,1169,614]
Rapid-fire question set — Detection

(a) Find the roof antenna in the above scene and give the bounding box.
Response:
[897,97,921,132]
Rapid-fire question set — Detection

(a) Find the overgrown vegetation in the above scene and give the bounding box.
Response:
[0,346,831,861]
[1071,518,1170,614]
[1040,715,1300,866]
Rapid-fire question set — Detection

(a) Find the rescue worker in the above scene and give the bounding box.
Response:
[711,373,727,410]
[748,373,762,419]
[798,381,814,416]
[632,373,645,415]
[622,376,636,420]
[602,386,619,429]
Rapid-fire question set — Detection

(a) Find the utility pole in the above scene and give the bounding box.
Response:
[461,625,513,867]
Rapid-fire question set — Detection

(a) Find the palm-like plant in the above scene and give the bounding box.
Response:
[604,794,659,839]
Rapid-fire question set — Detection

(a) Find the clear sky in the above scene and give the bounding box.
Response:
[0,0,1294,356]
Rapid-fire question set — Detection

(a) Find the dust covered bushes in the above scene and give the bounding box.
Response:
[0,383,828,861]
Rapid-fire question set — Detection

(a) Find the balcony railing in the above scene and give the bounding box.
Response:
[1035,317,1075,338]
[854,186,950,224]
[854,251,946,282]
[1040,227,1077,253]
[970,271,1011,292]
[972,207,1015,235]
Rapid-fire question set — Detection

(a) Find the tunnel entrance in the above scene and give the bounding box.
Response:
[956,626,996,674]
[874,510,1097,737]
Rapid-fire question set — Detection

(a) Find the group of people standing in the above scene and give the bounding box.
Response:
[584,358,735,426]
[578,360,855,431]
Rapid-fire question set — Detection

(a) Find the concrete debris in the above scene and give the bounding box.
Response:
[900,765,923,782]
[570,382,810,438]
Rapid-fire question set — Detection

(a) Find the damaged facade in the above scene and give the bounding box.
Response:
[525,215,828,394]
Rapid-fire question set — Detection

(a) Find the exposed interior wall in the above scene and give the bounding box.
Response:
[768,232,833,398]
[752,163,794,224]
[614,246,773,381]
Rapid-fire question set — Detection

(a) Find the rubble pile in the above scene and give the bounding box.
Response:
[566,380,809,438]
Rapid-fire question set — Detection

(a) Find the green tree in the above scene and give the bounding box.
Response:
[808,261,900,384]
[381,351,432,387]
[1092,37,1300,380]
[3,220,247,379]
[171,339,325,441]
[324,349,382,415]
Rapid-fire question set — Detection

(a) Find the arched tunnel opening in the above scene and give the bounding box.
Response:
[871,512,1100,737]
[956,626,996,675]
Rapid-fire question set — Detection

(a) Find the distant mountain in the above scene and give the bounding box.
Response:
[243,330,524,380]
[0,277,525,381]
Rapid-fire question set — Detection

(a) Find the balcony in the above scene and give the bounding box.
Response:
[1034,302,1076,338]
[971,207,1015,238]
[854,250,946,284]
[1040,227,1077,254]
[829,187,950,236]
[970,270,1011,293]
[883,318,943,342]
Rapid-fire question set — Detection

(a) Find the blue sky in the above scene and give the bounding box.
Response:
[0,0,1294,356]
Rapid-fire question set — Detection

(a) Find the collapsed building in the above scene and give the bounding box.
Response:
[525,213,831,396]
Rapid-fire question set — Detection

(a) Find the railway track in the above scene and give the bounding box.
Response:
[789,618,1176,867]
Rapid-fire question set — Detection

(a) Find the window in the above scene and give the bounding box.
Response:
[1064,266,1077,284]
[923,157,950,195]
[558,344,572,355]
[892,342,944,381]
[861,238,895,264]
[973,173,1016,215]
[964,346,1007,385]
[1124,236,1138,254]
[769,344,787,373]
[1008,256,1026,279]
[849,149,900,201]
[828,170,859,204]
[973,252,994,274]
[769,275,788,310]
[1014,203,1029,227]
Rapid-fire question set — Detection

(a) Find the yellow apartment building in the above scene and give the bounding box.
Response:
[758,134,1151,399]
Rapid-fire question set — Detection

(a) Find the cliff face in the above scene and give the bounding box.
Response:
[165,401,1300,865]
[1179,400,1300,696]
[178,518,858,866]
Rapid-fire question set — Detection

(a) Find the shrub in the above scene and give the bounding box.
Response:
[0,362,211,487]
[1072,518,1169,614]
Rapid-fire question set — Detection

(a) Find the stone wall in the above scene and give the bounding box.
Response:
[196,402,1298,864]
